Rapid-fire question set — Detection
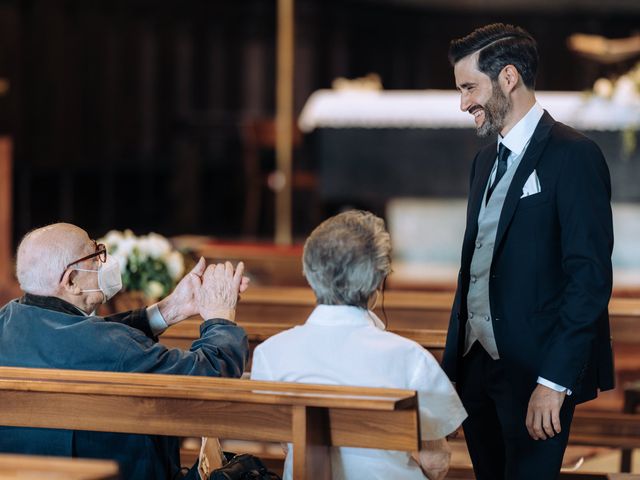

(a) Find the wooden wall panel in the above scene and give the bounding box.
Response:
[1,0,638,243]
[0,137,12,287]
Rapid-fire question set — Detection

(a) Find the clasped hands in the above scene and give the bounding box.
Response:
[157,257,250,325]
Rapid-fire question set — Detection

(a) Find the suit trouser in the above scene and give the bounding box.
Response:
[459,343,575,480]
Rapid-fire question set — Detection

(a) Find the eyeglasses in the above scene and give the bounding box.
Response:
[59,240,107,282]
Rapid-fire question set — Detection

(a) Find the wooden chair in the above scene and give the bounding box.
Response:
[240,118,318,237]
[0,366,420,480]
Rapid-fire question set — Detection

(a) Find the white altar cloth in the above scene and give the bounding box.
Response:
[299,89,640,133]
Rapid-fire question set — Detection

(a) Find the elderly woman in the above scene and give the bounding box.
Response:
[251,210,466,480]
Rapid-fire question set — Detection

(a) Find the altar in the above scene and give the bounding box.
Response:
[299,89,640,208]
[298,90,640,289]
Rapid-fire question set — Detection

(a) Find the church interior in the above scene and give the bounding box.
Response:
[0,0,640,478]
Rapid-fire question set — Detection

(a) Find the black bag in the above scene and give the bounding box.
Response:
[209,453,281,480]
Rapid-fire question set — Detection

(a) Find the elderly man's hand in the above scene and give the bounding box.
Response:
[157,257,207,326]
[526,384,566,440]
[198,261,245,321]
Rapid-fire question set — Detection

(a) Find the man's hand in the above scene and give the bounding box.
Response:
[526,384,566,440]
[198,261,245,321]
[157,257,207,326]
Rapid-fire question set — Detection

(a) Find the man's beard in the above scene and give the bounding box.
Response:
[475,81,511,138]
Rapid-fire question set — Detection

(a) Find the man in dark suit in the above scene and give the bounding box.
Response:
[442,23,614,479]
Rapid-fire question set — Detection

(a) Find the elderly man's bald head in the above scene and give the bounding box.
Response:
[16,223,92,295]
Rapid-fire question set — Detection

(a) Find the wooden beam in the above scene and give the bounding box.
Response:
[0,137,12,288]
[275,0,294,245]
[292,406,331,480]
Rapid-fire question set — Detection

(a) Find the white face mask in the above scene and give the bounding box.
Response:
[74,255,123,303]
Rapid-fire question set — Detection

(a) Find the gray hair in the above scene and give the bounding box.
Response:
[16,223,88,295]
[303,210,391,308]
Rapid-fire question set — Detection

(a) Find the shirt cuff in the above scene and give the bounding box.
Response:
[146,303,168,336]
[537,376,572,396]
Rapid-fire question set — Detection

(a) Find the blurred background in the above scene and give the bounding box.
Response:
[2,1,640,472]
[0,0,639,289]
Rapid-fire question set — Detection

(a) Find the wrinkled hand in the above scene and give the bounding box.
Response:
[198,261,245,321]
[157,257,206,326]
[413,439,451,480]
[526,384,566,440]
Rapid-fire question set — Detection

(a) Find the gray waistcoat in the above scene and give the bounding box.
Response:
[464,151,525,359]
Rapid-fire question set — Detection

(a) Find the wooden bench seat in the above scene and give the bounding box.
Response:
[0,366,420,480]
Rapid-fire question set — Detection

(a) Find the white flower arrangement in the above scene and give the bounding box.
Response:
[99,229,185,300]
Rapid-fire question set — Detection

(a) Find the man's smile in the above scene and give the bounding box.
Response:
[469,105,485,125]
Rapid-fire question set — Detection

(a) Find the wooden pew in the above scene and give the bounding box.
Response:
[447,469,640,479]
[0,367,420,480]
[160,284,640,340]
[176,238,640,298]
[571,410,640,449]
[174,240,307,287]
[159,286,640,468]
[173,285,640,338]
[0,453,119,480]
[160,285,640,382]
[161,320,448,366]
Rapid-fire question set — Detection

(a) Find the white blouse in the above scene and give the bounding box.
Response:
[251,304,467,480]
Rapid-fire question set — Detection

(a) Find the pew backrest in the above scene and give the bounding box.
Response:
[0,366,420,480]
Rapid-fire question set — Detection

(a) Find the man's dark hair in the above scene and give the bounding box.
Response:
[449,23,539,89]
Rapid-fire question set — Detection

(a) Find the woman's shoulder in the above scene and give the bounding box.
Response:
[364,326,439,360]
[254,324,307,350]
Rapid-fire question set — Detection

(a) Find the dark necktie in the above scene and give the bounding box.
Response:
[486,143,511,203]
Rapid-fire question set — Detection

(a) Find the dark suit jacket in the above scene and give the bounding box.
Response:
[442,111,615,405]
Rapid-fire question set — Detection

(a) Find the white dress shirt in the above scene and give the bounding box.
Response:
[251,304,467,480]
[490,101,543,185]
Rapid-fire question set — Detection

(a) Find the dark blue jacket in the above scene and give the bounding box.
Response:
[443,112,614,405]
[0,294,249,479]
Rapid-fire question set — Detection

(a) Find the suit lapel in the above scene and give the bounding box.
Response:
[461,146,496,268]
[493,111,556,255]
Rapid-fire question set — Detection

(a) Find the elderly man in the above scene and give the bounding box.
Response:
[0,223,249,480]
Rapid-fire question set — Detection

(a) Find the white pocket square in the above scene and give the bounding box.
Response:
[521,169,541,198]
